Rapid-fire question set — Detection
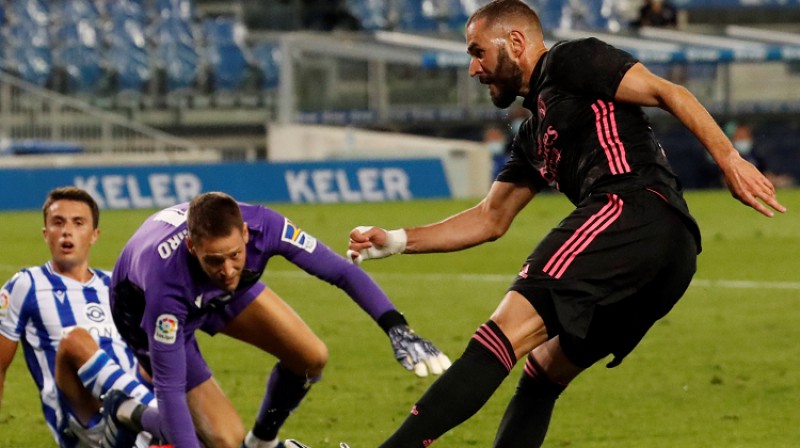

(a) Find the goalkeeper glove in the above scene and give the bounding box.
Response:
[388,325,452,377]
[347,226,407,265]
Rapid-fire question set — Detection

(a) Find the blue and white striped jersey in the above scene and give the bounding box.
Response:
[0,262,139,442]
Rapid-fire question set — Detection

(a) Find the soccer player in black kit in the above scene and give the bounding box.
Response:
[347,1,787,447]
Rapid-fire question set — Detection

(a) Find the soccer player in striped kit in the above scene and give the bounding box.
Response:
[347,1,786,446]
[0,187,156,446]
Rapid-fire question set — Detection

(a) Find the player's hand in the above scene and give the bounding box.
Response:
[720,154,787,217]
[388,325,452,377]
[347,226,407,264]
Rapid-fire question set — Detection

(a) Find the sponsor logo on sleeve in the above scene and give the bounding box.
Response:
[281,218,318,253]
[0,290,9,319]
[154,314,179,344]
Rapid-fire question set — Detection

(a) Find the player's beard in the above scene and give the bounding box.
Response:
[489,47,523,109]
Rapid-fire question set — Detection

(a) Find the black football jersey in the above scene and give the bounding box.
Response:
[498,38,701,250]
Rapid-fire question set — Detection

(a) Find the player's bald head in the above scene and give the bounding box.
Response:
[467,0,543,41]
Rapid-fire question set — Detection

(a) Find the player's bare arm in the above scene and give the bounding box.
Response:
[616,63,786,217]
[0,335,18,412]
[349,181,535,261]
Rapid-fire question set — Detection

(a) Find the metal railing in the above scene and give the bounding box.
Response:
[0,71,215,159]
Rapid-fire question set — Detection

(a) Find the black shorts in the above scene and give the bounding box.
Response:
[510,189,697,368]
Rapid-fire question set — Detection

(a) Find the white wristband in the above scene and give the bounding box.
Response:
[383,229,408,255]
[349,227,407,264]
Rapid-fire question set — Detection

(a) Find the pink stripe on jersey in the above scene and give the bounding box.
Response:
[472,324,514,372]
[645,187,668,203]
[543,194,624,279]
[592,100,631,175]
[606,102,631,172]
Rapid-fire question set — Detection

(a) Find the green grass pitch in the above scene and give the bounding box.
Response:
[1,189,798,447]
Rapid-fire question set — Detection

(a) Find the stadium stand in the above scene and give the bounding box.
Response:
[0,0,797,184]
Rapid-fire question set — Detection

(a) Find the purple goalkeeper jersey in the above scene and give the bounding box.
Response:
[111,202,396,447]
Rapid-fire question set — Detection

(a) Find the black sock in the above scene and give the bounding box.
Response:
[380,321,516,448]
[493,355,566,448]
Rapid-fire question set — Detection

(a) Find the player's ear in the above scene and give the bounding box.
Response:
[242,224,249,244]
[508,29,526,58]
[90,228,100,246]
[186,236,196,256]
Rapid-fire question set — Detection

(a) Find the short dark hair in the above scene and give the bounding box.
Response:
[467,0,542,32]
[187,192,244,244]
[42,186,100,228]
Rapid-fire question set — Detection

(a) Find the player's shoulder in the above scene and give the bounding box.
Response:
[242,203,286,238]
[552,37,611,54]
[1,267,38,306]
[240,202,281,221]
[546,38,598,67]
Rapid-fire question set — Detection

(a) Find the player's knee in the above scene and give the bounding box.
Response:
[57,327,97,366]
[200,423,245,448]
[304,340,328,375]
[292,339,328,377]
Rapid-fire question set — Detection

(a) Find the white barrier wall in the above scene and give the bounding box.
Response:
[267,124,493,198]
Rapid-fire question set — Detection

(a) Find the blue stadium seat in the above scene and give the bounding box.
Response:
[11,0,50,27]
[153,16,196,48]
[155,41,199,92]
[345,0,389,31]
[199,17,254,92]
[147,4,202,94]
[252,42,281,90]
[107,17,150,92]
[202,17,239,45]
[5,1,53,86]
[12,45,53,86]
[58,45,105,93]
[52,17,106,94]
[109,51,150,92]
[60,0,100,21]
[152,0,197,21]
[397,0,439,32]
[530,0,567,31]
[205,43,249,91]
[108,0,148,22]
[446,0,470,31]
[8,22,50,47]
[565,0,609,31]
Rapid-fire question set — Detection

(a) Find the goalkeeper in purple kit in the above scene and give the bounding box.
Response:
[108,191,450,448]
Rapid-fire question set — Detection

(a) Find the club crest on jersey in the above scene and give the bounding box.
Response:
[154,314,179,344]
[0,289,9,318]
[85,304,106,322]
[281,218,317,253]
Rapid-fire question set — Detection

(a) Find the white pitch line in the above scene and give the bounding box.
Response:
[2,264,798,290]
[263,270,800,290]
[690,279,800,290]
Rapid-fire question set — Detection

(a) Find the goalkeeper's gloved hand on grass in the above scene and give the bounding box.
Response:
[347,226,406,264]
[388,324,452,377]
